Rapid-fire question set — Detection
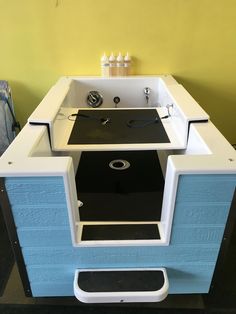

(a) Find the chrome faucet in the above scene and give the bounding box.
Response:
[143,87,151,105]
[87,91,103,108]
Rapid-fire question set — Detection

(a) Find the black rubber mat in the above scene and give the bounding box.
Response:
[78,270,165,292]
[82,224,160,241]
[68,109,170,145]
[76,151,164,221]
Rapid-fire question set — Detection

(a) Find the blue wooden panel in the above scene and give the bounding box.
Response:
[173,202,230,225]
[12,205,69,227]
[29,264,213,296]
[27,263,214,284]
[176,175,236,203]
[27,265,74,283]
[166,263,214,281]
[17,227,72,247]
[22,225,225,248]
[5,174,235,296]
[30,280,210,296]
[168,280,210,294]
[171,225,225,244]
[5,177,67,205]
[22,245,219,267]
[31,282,73,297]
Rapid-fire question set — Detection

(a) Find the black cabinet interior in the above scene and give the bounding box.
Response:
[76,150,164,222]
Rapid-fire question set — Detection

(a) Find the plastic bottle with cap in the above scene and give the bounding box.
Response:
[101,53,109,77]
[109,52,116,76]
[124,52,131,76]
[116,52,124,76]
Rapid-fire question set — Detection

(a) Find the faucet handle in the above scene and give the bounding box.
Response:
[87,91,103,108]
[143,87,151,96]
[143,87,151,104]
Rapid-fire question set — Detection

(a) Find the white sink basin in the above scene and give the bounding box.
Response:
[28,75,209,152]
[61,76,175,108]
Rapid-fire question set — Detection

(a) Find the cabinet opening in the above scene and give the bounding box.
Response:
[75,150,165,243]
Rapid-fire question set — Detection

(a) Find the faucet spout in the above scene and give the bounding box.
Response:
[143,87,151,104]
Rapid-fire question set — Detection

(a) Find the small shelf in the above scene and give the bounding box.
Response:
[52,107,186,151]
[74,268,169,303]
[68,109,170,145]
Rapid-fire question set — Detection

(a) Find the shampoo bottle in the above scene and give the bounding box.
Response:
[101,53,109,77]
[124,52,131,75]
[116,52,124,76]
[109,52,116,76]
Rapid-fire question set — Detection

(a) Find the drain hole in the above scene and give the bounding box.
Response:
[109,159,130,170]
[113,161,124,168]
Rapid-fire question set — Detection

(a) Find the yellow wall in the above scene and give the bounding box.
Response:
[0,0,235,143]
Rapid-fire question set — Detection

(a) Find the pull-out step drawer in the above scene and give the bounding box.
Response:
[74,268,168,303]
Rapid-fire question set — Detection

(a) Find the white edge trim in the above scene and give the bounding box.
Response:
[73,268,169,303]
[160,157,179,245]
[63,160,80,246]
[75,221,166,247]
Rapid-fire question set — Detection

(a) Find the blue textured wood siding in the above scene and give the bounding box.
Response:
[5,174,236,296]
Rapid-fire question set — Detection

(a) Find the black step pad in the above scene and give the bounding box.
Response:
[82,224,160,241]
[78,270,165,292]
